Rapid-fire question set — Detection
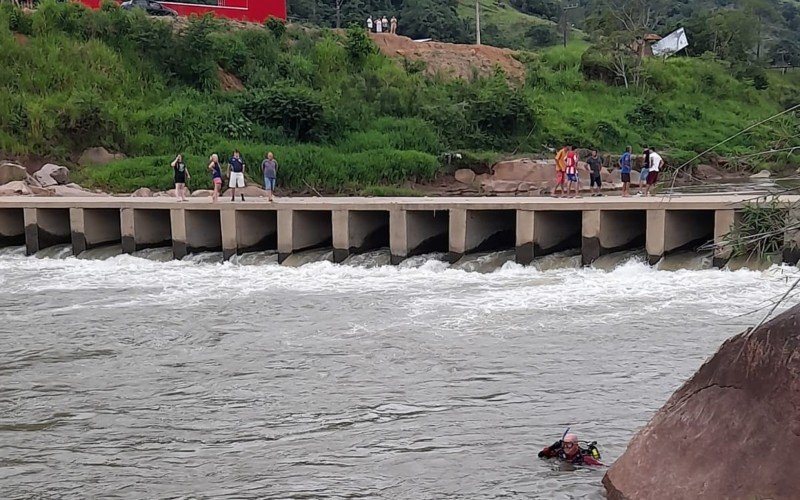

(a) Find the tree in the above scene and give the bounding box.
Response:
[586,0,667,88]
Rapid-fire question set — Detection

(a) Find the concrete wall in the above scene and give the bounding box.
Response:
[0,208,24,247]
[24,208,71,255]
[390,209,449,264]
[646,210,714,265]
[221,210,277,260]
[277,210,332,263]
[582,210,646,265]
[449,209,515,263]
[713,209,738,268]
[121,208,172,254]
[516,210,581,264]
[70,208,122,255]
[170,209,222,259]
[332,210,389,262]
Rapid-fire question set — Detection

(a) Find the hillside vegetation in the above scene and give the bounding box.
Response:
[0,1,798,193]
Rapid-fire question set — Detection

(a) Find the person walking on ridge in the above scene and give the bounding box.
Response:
[228,149,246,202]
[208,153,222,203]
[644,147,663,197]
[565,146,580,198]
[261,151,278,202]
[638,148,650,196]
[619,146,632,197]
[171,153,190,202]
[587,149,603,196]
[551,144,568,197]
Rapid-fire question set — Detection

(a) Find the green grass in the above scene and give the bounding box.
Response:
[2,2,799,194]
[457,0,562,50]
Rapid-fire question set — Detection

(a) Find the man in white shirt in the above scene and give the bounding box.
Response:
[644,148,663,197]
[367,16,373,30]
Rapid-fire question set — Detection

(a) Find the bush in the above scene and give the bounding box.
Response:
[238,86,324,141]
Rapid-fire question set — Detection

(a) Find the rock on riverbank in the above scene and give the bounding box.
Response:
[603,303,800,499]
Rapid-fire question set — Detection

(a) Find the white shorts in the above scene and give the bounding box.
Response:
[229,172,245,188]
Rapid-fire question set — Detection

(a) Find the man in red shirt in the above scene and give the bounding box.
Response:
[538,433,603,466]
[564,146,580,198]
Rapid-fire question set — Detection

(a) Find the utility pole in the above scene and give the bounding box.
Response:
[476,0,481,45]
[560,2,579,47]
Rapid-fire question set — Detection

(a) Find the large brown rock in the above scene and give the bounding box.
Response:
[222,185,268,198]
[78,147,126,166]
[0,161,27,185]
[492,158,554,183]
[603,304,800,500]
[33,163,70,187]
[454,168,476,186]
[130,187,153,197]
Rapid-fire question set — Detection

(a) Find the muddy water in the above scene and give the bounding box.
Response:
[0,247,795,498]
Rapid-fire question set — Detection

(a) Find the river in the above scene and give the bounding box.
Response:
[0,246,795,499]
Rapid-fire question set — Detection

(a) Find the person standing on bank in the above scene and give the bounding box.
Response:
[261,152,278,202]
[619,146,632,197]
[366,16,373,31]
[390,16,397,34]
[228,149,246,202]
[587,149,603,197]
[171,153,190,202]
[208,153,222,203]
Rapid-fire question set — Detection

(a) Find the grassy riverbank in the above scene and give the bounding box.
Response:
[1,2,798,193]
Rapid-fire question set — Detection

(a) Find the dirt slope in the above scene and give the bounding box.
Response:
[370,33,525,81]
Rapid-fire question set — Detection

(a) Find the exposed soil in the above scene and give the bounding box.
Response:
[217,67,244,92]
[370,33,525,82]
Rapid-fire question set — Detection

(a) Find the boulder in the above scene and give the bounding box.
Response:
[454,168,476,185]
[222,185,268,198]
[0,161,27,185]
[694,164,724,180]
[190,189,214,197]
[492,158,554,183]
[750,170,771,179]
[130,187,153,197]
[78,147,126,166]
[33,163,70,187]
[603,303,800,500]
[0,180,32,196]
[480,179,521,194]
[52,185,101,197]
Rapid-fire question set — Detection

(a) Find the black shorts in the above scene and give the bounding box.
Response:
[174,174,186,184]
[590,174,602,187]
[621,172,631,183]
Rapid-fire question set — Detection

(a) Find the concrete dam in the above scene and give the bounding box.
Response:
[1,195,796,266]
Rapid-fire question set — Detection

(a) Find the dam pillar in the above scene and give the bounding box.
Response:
[70,208,121,255]
[389,209,449,264]
[277,209,332,264]
[220,209,237,261]
[582,210,646,266]
[517,210,582,265]
[713,209,738,268]
[332,210,389,263]
[0,208,25,247]
[450,209,516,263]
[647,209,715,265]
[121,208,172,254]
[24,208,71,255]
[170,209,188,259]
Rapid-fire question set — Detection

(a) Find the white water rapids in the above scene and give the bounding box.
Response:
[0,245,796,498]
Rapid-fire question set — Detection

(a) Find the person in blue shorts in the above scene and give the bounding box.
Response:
[619,146,632,197]
[261,152,278,202]
[638,148,650,196]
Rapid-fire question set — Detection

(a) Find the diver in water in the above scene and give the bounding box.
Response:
[538,433,603,466]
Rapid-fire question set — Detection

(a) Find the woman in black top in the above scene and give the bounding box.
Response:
[171,153,191,202]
